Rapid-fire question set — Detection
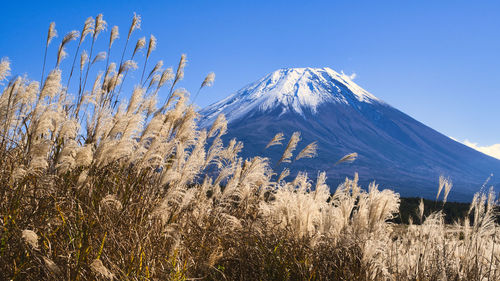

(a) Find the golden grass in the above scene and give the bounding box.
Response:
[0,14,498,281]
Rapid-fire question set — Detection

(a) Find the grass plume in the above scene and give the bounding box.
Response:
[0,14,498,281]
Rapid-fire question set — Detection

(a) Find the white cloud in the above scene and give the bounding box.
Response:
[340,70,357,81]
[451,137,500,160]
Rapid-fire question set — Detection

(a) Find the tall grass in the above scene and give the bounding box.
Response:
[0,15,498,280]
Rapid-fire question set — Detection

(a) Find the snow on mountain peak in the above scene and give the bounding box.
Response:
[200,67,381,125]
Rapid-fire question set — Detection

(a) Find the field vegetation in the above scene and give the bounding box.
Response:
[0,15,498,280]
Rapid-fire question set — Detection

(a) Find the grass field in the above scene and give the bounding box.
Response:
[0,14,498,280]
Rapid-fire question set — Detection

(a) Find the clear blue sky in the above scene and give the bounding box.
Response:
[1,0,499,147]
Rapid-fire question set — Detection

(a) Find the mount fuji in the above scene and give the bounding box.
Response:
[200,67,500,201]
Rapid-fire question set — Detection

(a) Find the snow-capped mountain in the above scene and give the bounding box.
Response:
[200,67,379,126]
[200,67,500,201]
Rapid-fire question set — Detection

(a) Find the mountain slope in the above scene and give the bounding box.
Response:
[200,67,500,201]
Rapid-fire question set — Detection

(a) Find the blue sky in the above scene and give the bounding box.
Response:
[1,0,500,155]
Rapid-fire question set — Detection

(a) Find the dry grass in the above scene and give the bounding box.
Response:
[0,14,498,281]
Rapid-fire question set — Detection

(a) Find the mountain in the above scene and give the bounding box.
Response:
[200,67,500,201]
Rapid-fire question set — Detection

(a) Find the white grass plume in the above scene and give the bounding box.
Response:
[208,114,227,138]
[128,13,141,40]
[56,44,68,68]
[266,132,284,149]
[145,60,163,82]
[22,229,39,250]
[40,69,62,99]
[436,175,452,203]
[278,131,301,165]
[158,67,174,88]
[109,26,119,47]
[133,37,146,57]
[418,198,424,223]
[201,72,215,89]
[56,31,79,67]
[171,54,187,92]
[62,30,79,46]
[80,17,94,44]
[119,60,138,74]
[46,22,57,46]
[92,52,107,65]
[442,177,453,204]
[80,51,89,72]
[295,141,317,161]
[93,14,107,39]
[192,72,215,103]
[335,152,357,164]
[277,168,290,182]
[146,35,157,59]
[0,58,10,82]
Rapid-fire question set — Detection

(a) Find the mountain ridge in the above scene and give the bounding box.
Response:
[200,67,500,201]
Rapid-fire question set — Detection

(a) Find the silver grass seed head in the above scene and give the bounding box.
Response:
[442,176,453,204]
[61,30,79,46]
[93,14,107,39]
[92,72,104,96]
[56,44,68,67]
[158,67,174,88]
[128,12,141,40]
[278,131,301,164]
[147,34,157,58]
[108,73,123,92]
[133,37,146,57]
[127,86,144,114]
[0,57,11,81]
[100,194,123,212]
[277,168,290,182]
[266,132,284,149]
[151,60,163,74]
[80,17,94,44]
[47,22,57,46]
[336,152,358,165]
[80,50,89,71]
[208,114,227,138]
[119,60,138,74]
[41,69,62,99]
[147,74,160,91]
[92,52,107,65]
[295,141,318,161]
[418,198,425,222]
[175,54,187,81]
[201,72,215,89]
[24,81,40,103]
[22,229,39,250]
[146,60,163,82]
[109,26,119,47]
[143,93,157,115]
[437,175,445,201]
[76,145,93,167]
[104,62,116,80]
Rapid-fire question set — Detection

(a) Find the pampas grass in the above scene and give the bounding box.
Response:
[278,131,300,165]
[295,141,318,161]
[0,14,498,281]
[192,72,215,104]
[336,152,358,164]
[0,57,10,82]
[265,132,284,149]
[41,22,57,82]
[140,35,156,83]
